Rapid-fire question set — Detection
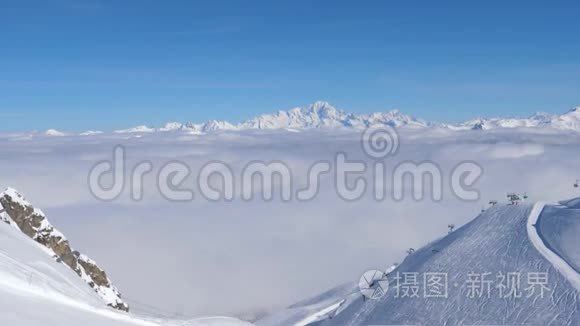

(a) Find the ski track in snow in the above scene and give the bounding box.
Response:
[527,202,580,292]
[259,203,580,326]
[2,196,580,325]
[294,300,345,326]
[0,224,159,325]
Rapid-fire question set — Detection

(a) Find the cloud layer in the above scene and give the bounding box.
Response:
[1,128,579,318]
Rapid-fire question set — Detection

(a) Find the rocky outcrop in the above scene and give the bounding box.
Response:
[0,188,129,312]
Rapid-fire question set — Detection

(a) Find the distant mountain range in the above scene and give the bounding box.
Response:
[36,101,580,136]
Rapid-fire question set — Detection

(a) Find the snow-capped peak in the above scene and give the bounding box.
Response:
[37,102,580,135]
[114,125,155,134]
[557,107,580,121]
[236,101,427,130]
[308,101,340,116]
[79,130,104,136]
[544,106,580,130]
[529,111,554,120]
[201,120,237,132]
[451,109,575,131]
[111,102,423,134]
[45,129,66,137]
[158,122,185,132]
[239,102,345,129]
[3,187,30,207]
[363,109,428,128]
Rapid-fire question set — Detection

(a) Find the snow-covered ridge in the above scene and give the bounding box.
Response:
[109,101,430,134]
[448,107,580,131]
[108,103,580,134]
[35,102,580,136]
[0,199,254,325]
[114,125,156,134]
[0,188,129,312]
[258,202,580,325]
[527,202,580,292]
[45,129,67,137]
[80,130,104,136]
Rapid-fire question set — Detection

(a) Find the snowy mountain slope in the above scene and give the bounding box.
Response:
[0,188,129,311]
[255,283,357,326]
[533,200,580,287]
[0,215,153,325]
[0,213,254,326]
[259,203,580,326]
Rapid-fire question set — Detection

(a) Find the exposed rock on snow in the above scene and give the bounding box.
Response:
[0,188,129,312]
[0,209,254,325]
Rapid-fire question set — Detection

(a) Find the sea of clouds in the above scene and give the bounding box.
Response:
[0,127,579,319]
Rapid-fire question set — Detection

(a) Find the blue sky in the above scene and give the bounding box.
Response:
[1,0,580,131]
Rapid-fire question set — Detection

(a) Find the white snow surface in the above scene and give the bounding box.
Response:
[0,219,253,325]
[294,300,345,326]
[45,129,66,137]
[531,201,580,292]
[0,218,151,325]
[114,125,156,134]
[259,203,580,325]
[80,130,104,136]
